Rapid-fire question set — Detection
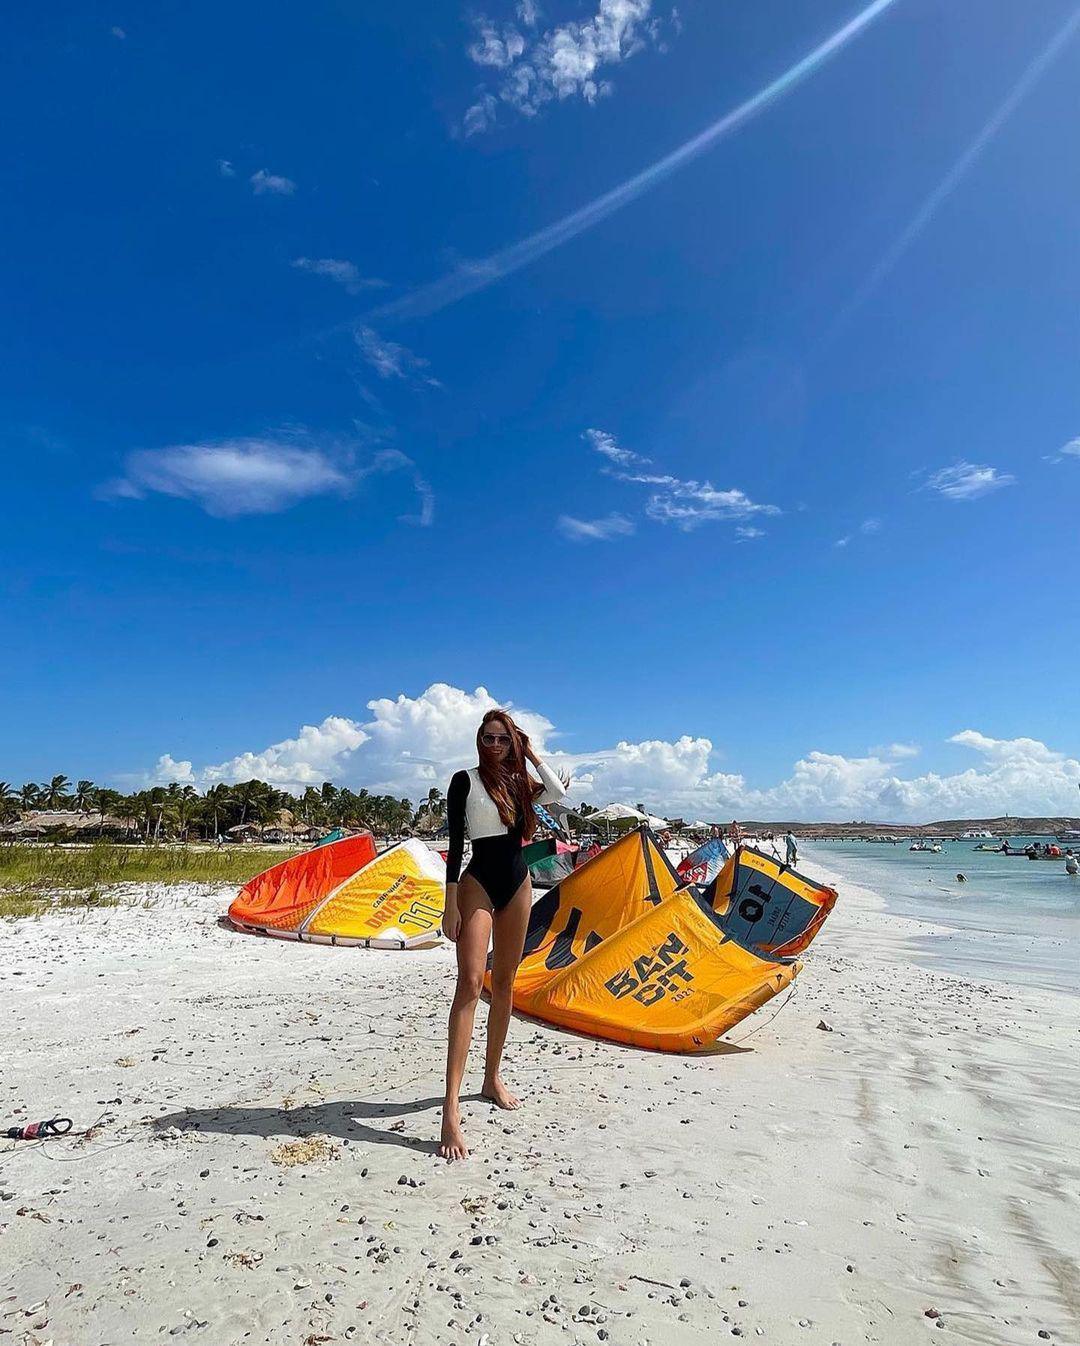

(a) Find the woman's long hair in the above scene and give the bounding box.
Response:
[476,708,542,841]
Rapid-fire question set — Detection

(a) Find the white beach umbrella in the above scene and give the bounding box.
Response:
[588,803,651,822]
[587,803,670,830]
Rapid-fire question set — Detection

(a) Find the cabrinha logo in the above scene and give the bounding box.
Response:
[371,872,409,910]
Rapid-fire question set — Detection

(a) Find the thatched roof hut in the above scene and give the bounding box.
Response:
[0,810,137,839]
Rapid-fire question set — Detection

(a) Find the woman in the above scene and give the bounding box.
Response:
[439,708,568,1161]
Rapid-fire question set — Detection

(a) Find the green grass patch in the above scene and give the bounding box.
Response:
[0,887,123,920]
[0,843,303,919]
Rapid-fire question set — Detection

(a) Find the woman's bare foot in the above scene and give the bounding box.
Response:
[482,1074,521,1110]
[439,1105,468,1161]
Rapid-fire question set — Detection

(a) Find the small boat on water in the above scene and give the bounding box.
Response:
[909,840,943,853]
[996,843,1077,861]
[975,841,1054,857]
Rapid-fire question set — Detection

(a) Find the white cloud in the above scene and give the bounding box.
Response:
[99,438,350,517]
[625,474,780,530]
[217,159,236,178]
[150,685,553,794]
[360,449,435,527]
[872,742,921,760]
[927,461,1015,501]
[835,516,880,547]
[561,736,745,814]
[151,754,196,785]
[292,257,385,295]
[355,327,440,387]
[142,683,1080,821]
[250,169,296,196]
[1048,437,1080,464]
[735,525,765,541]
[464,0,670,133]
[377,0,899,321]
[99,436,433,523]
[360,685,556,795]
[575,426,780,534]
[202,717,370,788]
[947,729,1063,764]
[584,427,649,468]
[557,512,635,541]
[728,734,1080,822]
[468,20,527,68]
[111,25,126,39]
[463,94,500,136]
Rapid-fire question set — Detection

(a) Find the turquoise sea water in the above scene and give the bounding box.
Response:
[806,838,1080,996]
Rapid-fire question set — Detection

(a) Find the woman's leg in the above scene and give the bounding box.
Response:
[482,874,532,1110]
[440,875,493,1161]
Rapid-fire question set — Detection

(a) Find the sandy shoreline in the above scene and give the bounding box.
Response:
[2,860,1079,1345]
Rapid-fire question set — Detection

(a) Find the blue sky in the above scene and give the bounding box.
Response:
[3,0,1079,819]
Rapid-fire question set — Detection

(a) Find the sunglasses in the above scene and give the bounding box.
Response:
[481,733,512,746]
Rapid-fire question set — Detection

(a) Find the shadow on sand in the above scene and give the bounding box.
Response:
[150,1095,486,1157]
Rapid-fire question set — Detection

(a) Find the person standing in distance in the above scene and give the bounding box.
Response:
[439,709,568,1161]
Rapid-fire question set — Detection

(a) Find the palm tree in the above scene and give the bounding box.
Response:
[128,791,152,841]
[171,790,195,840]
[0,782,17,824]
[249,781,281,827]
[336,788,356,825]
[320,781,339,816]
[18,782,42,811]
[177,785,199,839]
[163,783,184,840]
[146,788,167,842]
[204,783,235,839]
[73,779,95,812]
[41,775,71,808]
[231,780,257,825]
[298,786,323,826]
[425,786,446,822]
[92,787,126,833]
[230,780,280,831]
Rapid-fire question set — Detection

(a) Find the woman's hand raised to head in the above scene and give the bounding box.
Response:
[519,732,539,766]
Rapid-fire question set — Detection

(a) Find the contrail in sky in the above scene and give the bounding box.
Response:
[371,0,903,323]
[831,5,1080,333]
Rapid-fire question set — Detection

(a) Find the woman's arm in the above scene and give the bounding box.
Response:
[442,770,469,941]
[522,741,569,803]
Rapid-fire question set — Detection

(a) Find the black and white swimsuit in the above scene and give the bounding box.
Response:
[445,761,566,910]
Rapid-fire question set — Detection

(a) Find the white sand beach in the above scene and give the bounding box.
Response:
[2,855,1079,1346]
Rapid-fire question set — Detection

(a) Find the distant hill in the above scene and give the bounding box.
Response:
[735,817,1080,839]
[922,816,1080,835]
